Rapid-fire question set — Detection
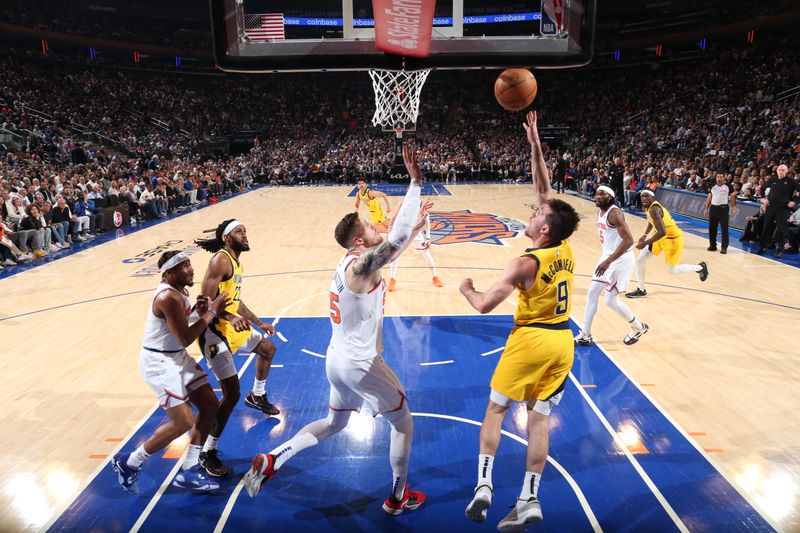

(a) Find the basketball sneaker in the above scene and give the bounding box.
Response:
[574,333,594,346]
[244,391,280,416]
[465,484,493,523]
[623,323,650,345]
[625,288,647,299]
[199,449,230,478]
[172,465,219,491]
[698,261,709,281]
[497,497,543,532]
[432,276,443,287]
[111,453,141,494]
[382,484,426,515]
[388,278,397,292]
[243,453,276,497]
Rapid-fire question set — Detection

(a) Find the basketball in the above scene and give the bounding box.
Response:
[494,68,538,111]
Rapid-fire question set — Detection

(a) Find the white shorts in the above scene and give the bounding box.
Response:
[199,327,263,381]
[592,251,635,293]
[139,348,209,409]
[326,346,406,416]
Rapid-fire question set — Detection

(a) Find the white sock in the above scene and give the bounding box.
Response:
[668,263,701,274]
[636,250,651,290]
[520,471,541,500]
[203,435,219,453]
[252,378,266,396]
[477,454,494,488]
[127,445,150,468]
[270,410,350,471]
[629,316,643,331]
[421,249,437,276]
[183,444,202,470]
[582,282,603,337]
[386,410,413,500]
[390,258,399,279]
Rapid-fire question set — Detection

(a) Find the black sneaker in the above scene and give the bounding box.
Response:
[199,449,230,478]
[698,261,709,282]
[623,323,650,345]
[707,245,717,251]
[720,248,727,254]
[625,288,647,299]
[244,392,281,416]
[754,248,766,255]
[775,251,784,258]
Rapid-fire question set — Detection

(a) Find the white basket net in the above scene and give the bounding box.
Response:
[369,68,432,131]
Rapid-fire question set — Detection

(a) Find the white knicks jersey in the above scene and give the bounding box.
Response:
[142,282,190,352]
[597,205,632,259]
[328,254,386,361]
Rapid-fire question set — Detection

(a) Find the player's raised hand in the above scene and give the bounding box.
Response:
[402,143,423,184]
[414,200,433,232]
[522,111,540,148]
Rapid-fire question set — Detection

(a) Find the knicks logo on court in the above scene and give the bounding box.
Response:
[429,210,526,246]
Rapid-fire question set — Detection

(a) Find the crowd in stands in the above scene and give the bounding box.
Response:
[2,29,800,270]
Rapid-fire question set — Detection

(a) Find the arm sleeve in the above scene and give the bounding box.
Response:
[387,181,421,248]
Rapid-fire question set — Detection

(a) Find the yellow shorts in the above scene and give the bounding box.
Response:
[651,234,684,266]
[490,324,574,402]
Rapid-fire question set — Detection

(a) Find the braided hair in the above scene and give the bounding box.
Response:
[195,218,237,253]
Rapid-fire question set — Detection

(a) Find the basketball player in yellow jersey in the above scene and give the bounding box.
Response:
[625,189,708,298]
[355,178,392,231]
[460,111,580,531]
[194,219,279,478]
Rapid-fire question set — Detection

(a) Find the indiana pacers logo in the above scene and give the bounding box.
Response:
[430,210,526,246]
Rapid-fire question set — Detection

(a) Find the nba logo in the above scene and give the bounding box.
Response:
[540,0,564,36]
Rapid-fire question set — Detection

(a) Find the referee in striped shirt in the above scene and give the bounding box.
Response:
[704,172,737,254]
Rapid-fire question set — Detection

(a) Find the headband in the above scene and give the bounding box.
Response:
[222,220,243,238]
[596,185,615,197]
[640,189,655,197]
[160,252,190,273]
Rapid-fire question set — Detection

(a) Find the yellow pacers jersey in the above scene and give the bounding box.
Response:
[214,249,243,342]
[359,189,386,224]
[514,241,575,326]
[645,200,681,239]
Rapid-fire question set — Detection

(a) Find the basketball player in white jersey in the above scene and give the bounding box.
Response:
[574,186,649,346]
[111,251,229,494]
[244,144,433,516]
[388,209,443,291]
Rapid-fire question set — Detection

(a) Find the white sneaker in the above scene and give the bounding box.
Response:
[465,484,493,523]
[497,497,543,532]
[3,259,17,267]
[61,242,71,248]
[623,323,650,345]
[574,334,594,346]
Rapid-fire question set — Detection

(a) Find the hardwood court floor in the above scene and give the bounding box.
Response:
[0,184,797,531]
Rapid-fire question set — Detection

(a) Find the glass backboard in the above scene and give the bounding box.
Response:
[211,0,596,72]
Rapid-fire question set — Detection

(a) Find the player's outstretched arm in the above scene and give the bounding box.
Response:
[353,201,433,275]
[460,256,536,314]
[523,111,552,205]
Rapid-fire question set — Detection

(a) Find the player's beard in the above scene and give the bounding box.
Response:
[597,197,614,210]
[231,239,250,253]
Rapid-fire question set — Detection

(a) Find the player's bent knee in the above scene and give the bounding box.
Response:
[327,409,351,433]
[383,405,413,433]
[258,341,276,359]
[528,391,564,416]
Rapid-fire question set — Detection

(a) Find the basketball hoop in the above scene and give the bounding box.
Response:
[369,68,431,136]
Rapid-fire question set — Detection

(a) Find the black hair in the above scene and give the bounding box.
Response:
[195,218,237,253]
[334,212,362,249]
[544,199,580,242]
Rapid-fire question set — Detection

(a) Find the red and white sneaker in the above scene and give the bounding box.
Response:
[382,484,426,515]
[243,453,276,498]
